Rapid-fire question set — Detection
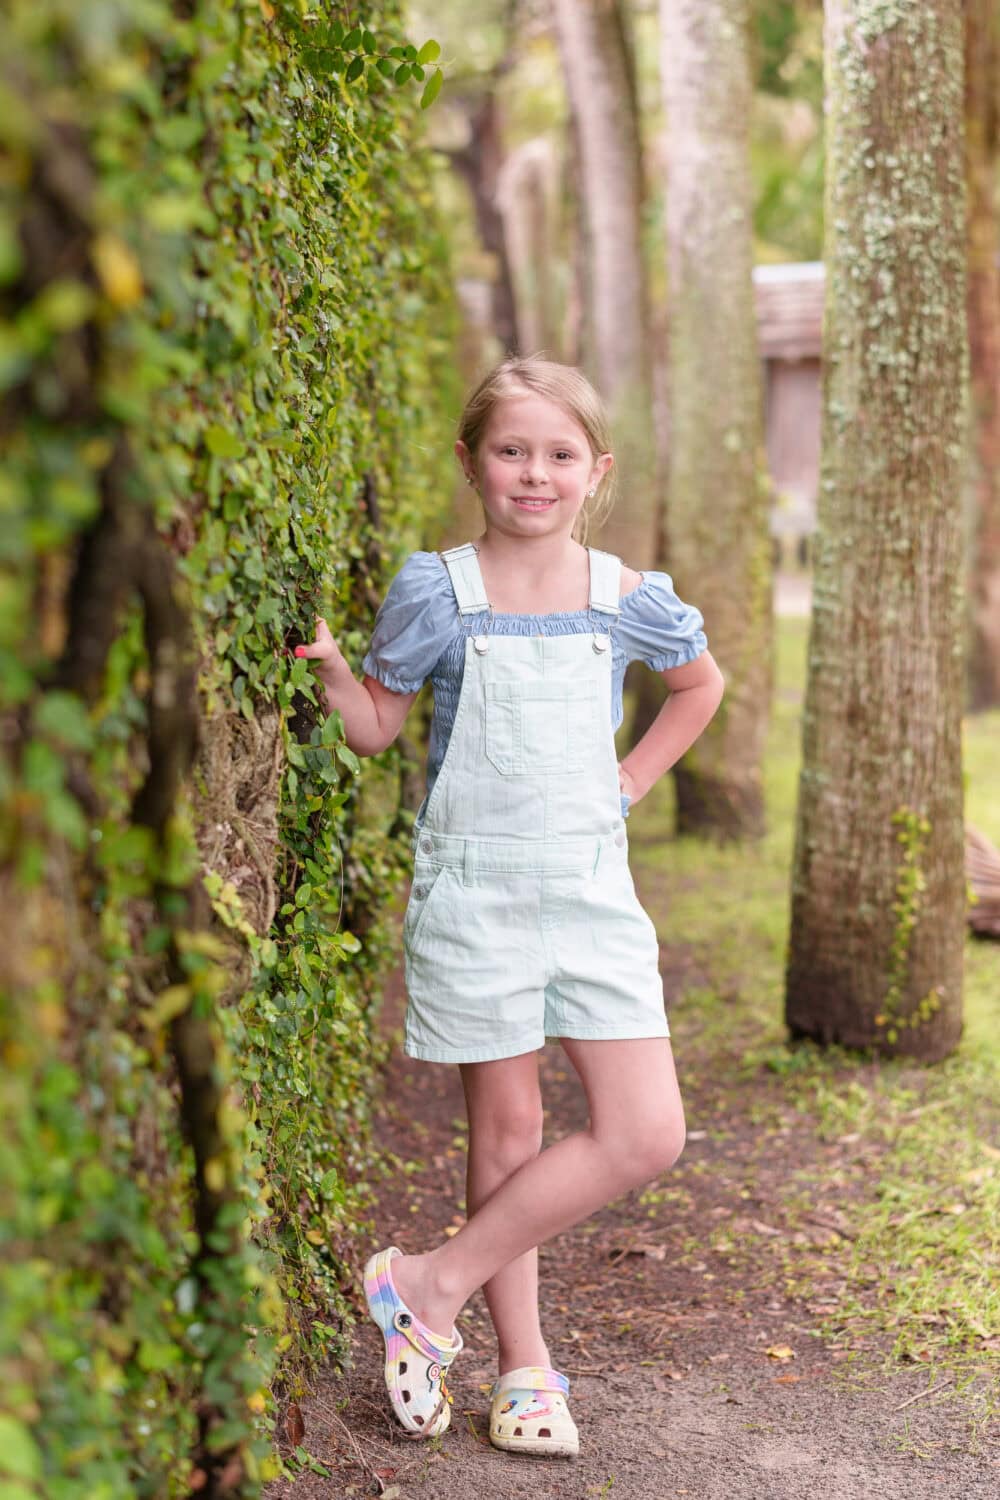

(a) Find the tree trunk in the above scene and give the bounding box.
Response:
[551,0,658,566]
[965,0,1000,709]
[785,0,967,1059]
[497,137,565,358]
[658,0,772,840]
[448,88,520,354]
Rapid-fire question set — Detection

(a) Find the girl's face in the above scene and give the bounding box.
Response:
[457,393,613,542]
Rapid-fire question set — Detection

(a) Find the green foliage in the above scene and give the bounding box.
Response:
[877,808,943,1044]
[0,0,457,1494]
[751,2,825,262]
[754,0,823,101]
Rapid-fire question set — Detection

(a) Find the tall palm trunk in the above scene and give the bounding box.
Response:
[785,0,967,1059]
[965,0,1000,709]
[656,0,771,839]
[551,0,658,566]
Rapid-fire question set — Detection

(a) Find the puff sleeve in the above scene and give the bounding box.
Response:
[617,571,707,670]
[361,551,455,694]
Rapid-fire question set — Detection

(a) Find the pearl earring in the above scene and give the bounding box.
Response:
[587,487,596,498]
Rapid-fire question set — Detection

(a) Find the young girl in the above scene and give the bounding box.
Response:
[296,356,724,1458]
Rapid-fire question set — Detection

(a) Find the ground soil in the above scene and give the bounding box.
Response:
[265,927,999,1500]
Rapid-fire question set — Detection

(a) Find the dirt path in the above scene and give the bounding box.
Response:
[267,928,998,1500]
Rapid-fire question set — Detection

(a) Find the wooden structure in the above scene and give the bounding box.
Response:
[753,261,825,561]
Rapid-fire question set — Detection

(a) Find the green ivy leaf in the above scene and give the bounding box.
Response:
[345,55,365,83]
[342,27,363,50]
[394,62,411,84]
[0,1414,42,1480]
[416,39,441,64]
[335,743,361,774]
[34,690,94,749]
[420,69,443,108]
[362,30,377,54]
[204,425,245,458]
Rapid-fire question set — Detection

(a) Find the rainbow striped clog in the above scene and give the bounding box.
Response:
[363,1245,463,1437]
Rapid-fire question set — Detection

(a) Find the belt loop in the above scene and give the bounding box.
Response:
[592,839,602,876]
[463,839,477,888]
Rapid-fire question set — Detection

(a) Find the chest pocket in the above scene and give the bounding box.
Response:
[483,679,598,775]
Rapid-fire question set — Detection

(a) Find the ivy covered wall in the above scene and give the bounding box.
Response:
[0,2,457,1494]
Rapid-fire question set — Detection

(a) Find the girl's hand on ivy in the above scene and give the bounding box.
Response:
[295,617,349,682]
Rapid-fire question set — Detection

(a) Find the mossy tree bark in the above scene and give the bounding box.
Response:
[656,0,772,840]
[965,0,1000,709]
[785,0,967,1059]
[551,0,658,566]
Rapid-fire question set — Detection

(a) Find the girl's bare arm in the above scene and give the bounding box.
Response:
[295,617,418,756]
[618,650,725,804]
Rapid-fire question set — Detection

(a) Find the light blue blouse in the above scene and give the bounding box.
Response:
[361,550,708,818]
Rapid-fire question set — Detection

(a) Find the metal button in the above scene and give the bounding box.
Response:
[593,633,610,653]
[473,634,489,653]
[419,837,433,854]
[614,832,626,847]
[412,885,427,900]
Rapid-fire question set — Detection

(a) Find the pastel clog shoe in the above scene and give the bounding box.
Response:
[489,1365,579,1457]
[363,1245,463,1437]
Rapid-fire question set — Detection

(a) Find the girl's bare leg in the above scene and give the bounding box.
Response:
[460,1054,550,1374]
[392,1036,685,1336]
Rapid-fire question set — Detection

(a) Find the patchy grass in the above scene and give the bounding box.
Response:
[627,613,1000,1406]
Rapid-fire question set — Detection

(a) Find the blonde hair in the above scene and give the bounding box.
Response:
[456,354,618,547]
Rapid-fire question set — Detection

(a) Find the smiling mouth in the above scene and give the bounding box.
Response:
[511,496,556,508]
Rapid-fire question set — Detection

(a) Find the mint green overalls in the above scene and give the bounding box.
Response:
[402,542,670,1064]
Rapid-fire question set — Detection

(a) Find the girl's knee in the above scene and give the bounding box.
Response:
[644,1119,685,1178]
[605,1115,685,1185]
[470,1100,544,1173]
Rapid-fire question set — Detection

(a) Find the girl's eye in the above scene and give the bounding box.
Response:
[499,447,576,460]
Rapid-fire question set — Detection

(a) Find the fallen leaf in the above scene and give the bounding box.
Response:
[765,1345,796,1362]
[284,1402,305,1446]
[609,1242,667,1263]
[775,1374,801,1384]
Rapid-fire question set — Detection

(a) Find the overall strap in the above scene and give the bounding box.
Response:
[588,547,623,616]
[439,543,490,616]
